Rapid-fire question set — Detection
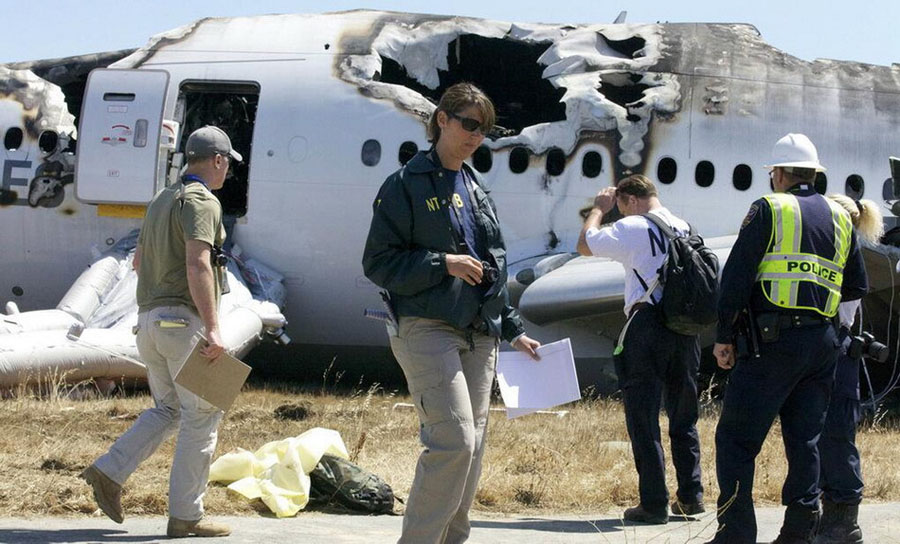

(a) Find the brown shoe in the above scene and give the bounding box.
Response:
[167,517,232,538]
[80,465,124,524]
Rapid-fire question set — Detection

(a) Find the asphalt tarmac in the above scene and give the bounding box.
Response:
[1,503,897,543]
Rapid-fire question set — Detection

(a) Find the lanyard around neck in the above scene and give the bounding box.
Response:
[182,174,209,190]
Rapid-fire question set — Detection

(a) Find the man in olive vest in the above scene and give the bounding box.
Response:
[708,134,868,544]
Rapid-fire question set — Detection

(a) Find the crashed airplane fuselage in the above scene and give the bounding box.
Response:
[1,10,899,375]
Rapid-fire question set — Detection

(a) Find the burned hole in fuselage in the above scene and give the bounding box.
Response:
[597,33,646,59]
[378,34,566,134]
[598,72,650,119]
[26,49,135,128]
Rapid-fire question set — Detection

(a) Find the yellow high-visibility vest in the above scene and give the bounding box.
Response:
[755,193,853,317]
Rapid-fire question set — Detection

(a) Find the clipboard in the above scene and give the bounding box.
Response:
[174,338,251,411]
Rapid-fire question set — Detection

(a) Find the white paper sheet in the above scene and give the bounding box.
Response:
[497,338,580,419]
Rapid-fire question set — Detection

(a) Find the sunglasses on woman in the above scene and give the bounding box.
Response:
[447,111,489,135]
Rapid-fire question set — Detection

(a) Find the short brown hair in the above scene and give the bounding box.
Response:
[615,174,658,199]
[426,83,496,142]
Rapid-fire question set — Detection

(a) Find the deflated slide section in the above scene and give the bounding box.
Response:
[0,230,288,387]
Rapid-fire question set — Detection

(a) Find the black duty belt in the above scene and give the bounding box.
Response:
[758,312,830,331]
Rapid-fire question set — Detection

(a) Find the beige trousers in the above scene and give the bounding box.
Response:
[94,305,222,521]
[391,316,498,544]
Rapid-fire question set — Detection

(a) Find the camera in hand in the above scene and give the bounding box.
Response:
[481,261,499,284]
[212,245,228,267]
[848,332,889,363]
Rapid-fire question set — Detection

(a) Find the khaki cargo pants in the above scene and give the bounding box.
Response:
[94,305,223,521]
[391,316,498,544]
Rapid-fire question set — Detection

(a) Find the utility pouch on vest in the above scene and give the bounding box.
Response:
[755,312,781,343]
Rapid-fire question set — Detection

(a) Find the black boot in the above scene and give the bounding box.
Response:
[772,504,820,544]
[813,500,863,544]
[622,504,668,524]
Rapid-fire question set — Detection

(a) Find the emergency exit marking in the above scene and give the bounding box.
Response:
[101,124,132,146]
[97,204,146,219]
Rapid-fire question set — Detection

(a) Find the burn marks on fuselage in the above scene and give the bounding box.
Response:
[0,67,77,208]
[335,13,681,180]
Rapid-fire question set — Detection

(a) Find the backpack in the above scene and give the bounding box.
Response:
[641,213,720,336]
[308,454,395,514]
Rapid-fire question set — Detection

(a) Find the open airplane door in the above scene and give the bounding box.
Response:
[75,69,169,204]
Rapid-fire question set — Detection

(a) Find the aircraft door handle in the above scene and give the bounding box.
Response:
[134,119,148,148]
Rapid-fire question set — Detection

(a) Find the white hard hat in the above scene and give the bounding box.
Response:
[765,133,826,172]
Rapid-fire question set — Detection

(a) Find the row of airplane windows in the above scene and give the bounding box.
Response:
[362,139,871,199]
[0,126,873,201]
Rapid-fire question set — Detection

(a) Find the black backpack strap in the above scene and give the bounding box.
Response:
[642,212,694,238]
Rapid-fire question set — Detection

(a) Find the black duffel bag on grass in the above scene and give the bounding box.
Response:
[308,454,395,514]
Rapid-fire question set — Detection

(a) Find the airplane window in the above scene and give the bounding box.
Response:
[657,157,677,184]
[4,127,23,151]
[546,147,565,176]
[732,164,752,191]
[695,160,715,187]
[473,145,492,173]
[361,139,381,167]
[582,151,602,178]
[845,174,864,199]
[398,141,418,165]
[509,147,529,174]
[815,172,828,195]
[39,131,59,154]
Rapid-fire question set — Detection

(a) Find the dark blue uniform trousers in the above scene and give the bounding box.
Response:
[819,334,864,505]
[614,307,703,514]
[713,323,838,543]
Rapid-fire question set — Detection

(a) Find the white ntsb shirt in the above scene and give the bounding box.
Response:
[585,207,690,316]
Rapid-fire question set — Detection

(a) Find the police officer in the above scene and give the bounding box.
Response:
[708,134,868,544]
[363,83,540,544]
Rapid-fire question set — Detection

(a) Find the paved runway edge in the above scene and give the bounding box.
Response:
[0,503,897,543]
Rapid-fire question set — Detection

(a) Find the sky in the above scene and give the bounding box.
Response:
[0,1,898,66]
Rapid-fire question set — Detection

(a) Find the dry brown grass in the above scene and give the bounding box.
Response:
[1,379,898,518]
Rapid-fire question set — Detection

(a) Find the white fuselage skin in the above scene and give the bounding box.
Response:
[1,12,898,359]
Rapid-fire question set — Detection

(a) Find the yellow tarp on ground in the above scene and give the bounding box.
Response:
[209,427,349,517]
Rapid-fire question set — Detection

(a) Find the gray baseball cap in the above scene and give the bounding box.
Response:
[185,125,243,162]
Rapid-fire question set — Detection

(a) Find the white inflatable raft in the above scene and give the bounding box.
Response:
[0,230,287,387]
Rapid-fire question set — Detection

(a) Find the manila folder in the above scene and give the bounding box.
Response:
[174,339,251,411]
